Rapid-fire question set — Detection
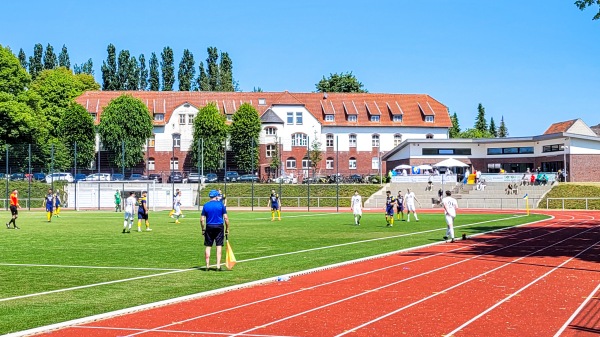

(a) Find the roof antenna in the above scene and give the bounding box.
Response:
[323,92,328,99]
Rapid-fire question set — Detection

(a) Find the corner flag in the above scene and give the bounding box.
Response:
[523,194,530,215]
[225,236,237,270]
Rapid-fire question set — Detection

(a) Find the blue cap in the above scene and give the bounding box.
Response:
[208,189,219,198]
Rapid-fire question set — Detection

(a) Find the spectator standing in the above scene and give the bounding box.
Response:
[114,190,122,212]
[200,189,230,271]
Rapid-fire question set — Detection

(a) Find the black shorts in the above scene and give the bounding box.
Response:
[396,205,404,212]
[10,205,18,216]
[138,212,148,220]
[204,225,224,247]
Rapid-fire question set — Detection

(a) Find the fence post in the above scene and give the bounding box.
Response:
[28,144,31,210]
[4,145,8,211]
[562,199,565,210]
[586,198,588,210]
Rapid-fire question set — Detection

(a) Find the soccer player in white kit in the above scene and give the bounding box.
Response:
[442,190,459,243]
[173,190,182,224]
[403,188,421,222]
[122,192,137,233]
[351,190,362,225]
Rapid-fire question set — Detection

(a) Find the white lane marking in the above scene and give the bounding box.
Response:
[75,325,301,337]
[554,282,600,337]
[0,263,184,271]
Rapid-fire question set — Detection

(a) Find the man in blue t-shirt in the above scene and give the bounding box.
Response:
[200,189,230,271]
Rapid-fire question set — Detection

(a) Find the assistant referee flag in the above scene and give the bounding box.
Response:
[226,237,237,270]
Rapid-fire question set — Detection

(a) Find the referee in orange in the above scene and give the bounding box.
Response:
[6,189,20,229]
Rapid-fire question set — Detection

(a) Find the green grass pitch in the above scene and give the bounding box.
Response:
[0,209,549,334]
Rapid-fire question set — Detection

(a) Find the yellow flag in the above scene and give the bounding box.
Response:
[226,240,237,270]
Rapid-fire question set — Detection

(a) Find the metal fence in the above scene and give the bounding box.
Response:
[545,197,600,210]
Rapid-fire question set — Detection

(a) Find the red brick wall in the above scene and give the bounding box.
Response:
[569,154,600,182]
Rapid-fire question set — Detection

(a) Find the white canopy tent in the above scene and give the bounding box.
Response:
[433,158,469,168]
[394,164,412,170]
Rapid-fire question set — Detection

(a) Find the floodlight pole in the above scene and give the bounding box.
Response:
[28,144,31,210]
[336,136,339,212]
[121,140,125,178]
[251,137,255,211]
[74,142,78,210]
[307,135,310,212]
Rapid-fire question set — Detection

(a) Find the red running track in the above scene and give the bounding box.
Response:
[27,211,600,337]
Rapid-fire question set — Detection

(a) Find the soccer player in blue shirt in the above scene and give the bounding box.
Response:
[396,191,405,221]
[137,191,152,232]
[268,189,281,221]
[385,191,396,227]
[44,189,54,222]
[200,189,230,271]
[53,191,61,217]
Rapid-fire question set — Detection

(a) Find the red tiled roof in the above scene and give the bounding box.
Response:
[543,119,577,135]
[74,91,452,128]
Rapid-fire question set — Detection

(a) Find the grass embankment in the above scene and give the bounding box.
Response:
[540,183,600,210]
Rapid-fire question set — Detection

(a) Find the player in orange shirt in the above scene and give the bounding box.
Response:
[6,189,20,229]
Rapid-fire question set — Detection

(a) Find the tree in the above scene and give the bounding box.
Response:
[474,103,488,132]
[459,128,493,139]
[29,43,43,80]
[116,49,131,90]
[252,86,263,92]
[219,52,234,91]
[17,48,27,70]
[0,45,31,96]
[57,102,96,168]
[498,116,508,138]
[148,52,160,91]
[196,61,210,91]
[97,95,153,169]
[575,0,600,20]
[160,46,174,91]
[315,72,367,93]
[43,43,57,70]
[489,117,498,137]
[138,53,148,90]
[189,103,228,171]
[75,73,101,91]
[206,47,220,91]
[308,131,323,177]
[178,49,195,91]
[101,44,118,90]
[449,112,461,138]
[0,94,41,147]
[74,58,94,75]
[58,44,70,69]
[229,103,261,173]
[269,139,281,178]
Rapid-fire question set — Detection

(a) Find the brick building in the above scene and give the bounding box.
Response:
[75,91,452,179]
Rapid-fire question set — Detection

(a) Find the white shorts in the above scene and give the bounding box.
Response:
[353,207,362,216]
[124,211,134,220]
[445,214,455,226]
[174,205,181,215]
[407,203,416,212]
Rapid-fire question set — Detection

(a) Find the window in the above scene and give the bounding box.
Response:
[372,134,380,148]
[370,115,380,122]
[286,157,296,169]
[170,158,179,170]
[325,114,334,122]
[348,115,357,122]
[148,158,155,171]
[422,148,472,155]
[349,134,357,148]
[154,113,164,121]
[394,134,402,147]
[426,133,434,139]
[258,98,266,105]
[519,147,534,154]
[188,114,194,125]
[265,127,277,135]
[90,112,97,121]
[148,135,155,147]
[173,134,181,148]
[488,147,536,155]
[291,133,307,147]
[542,144,564,153]
[326,157,334,169]
[349,157,357,170]
[393,115,403,122]
[326,134,334,147]
[302,158,310,169]
[226,114,233,121]
[287,112,294,124]
[372,157,379,170]
[425,116,434,122]
[296,111,303,125]
[266,144,276,158]
[179,114,186,125]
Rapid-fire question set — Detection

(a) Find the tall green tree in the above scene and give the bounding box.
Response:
[189,103,228,171]
[74,58,94,75]
[178,49,195,91]
[58,44,70,69]
[269,139,281,178]
[138,53,148,90]
[0,45,31,96]
[575,0,600,20]
[43,43,57,70]
[160,46,174,91]
[449,112,461,138]
[148,52,160,91]
[116,49,131,90]
[498,116,508,138]
[17,48,27,71]
[196,61,210,91]
[101,44,118,90]
[29,43,43,80]
[97,95,153,168]
[308,132,323,177]
[206,47,220,90]
[57,102,96,168]
[489,117,498,137]
[316,72,367,93]
[229,103,261,173]
[459,128,493,139]
[219,51,234,91]
[474,103,488,132]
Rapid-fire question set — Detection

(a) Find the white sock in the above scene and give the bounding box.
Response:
[123,220,127,228]
[414,212,419,220]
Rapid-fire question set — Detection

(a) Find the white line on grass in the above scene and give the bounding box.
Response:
[5,214,561,337]
[0,263,184,271]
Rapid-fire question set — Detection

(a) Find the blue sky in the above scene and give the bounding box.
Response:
[2,0,599,136]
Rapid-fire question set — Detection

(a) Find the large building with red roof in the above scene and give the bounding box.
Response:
[75,91,452,179]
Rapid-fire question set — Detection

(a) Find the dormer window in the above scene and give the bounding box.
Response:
[348,115,357,122]
[325,114,334,122]
[258,98,266,105]
[425,116,434,123]
[154,113,164,121]
[370,115,380,122]
[393,115,403,122]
